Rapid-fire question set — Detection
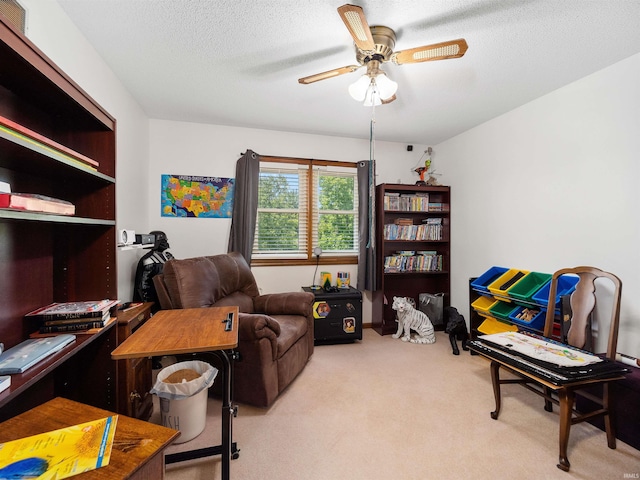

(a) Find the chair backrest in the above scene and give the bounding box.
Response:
[543,266,622,359]
[152,273,174,310]
[153,252,260,313]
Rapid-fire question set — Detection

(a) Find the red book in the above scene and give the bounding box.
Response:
[0,193,75,215]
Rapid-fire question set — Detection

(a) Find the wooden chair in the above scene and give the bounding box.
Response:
[488,266,624,471]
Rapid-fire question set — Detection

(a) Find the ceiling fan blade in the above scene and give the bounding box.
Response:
[392,39,468,65]
[298,65,361,84]
[337,4,376,52]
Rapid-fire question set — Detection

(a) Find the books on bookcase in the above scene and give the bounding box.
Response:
[25,300,119,321]
[0,335,76,374]
[25,300,118,335]
[30,317,117,338]
[384,251,443,273]
[0,375,10,393]
[37,311,111,334]
[0,114,99,169]
[0,192,75,215]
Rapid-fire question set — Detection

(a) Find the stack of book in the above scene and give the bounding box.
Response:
[384,250,443,273]
[422,217,443,240]
[383,192,429,212]
[25,300,119,334]
[0,192,75,215]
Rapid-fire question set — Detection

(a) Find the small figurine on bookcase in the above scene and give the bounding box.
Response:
[413,148,441,186]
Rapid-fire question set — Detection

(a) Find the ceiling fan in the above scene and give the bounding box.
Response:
[298,4,468,106]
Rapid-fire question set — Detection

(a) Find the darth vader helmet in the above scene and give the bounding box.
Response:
[150,230,170,251]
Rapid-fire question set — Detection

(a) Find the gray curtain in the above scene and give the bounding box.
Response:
[227,149,260,262]
[357,160,377,291]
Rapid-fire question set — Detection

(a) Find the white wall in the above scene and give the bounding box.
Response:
[21,0,151,302]
[148,119,425,309]
[22,2,639,355]
[18,0,426,311]
[436,53,640,356]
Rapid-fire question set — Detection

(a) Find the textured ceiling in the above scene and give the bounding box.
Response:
[55,0,640,144]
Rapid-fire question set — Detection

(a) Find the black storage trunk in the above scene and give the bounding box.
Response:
[303,286,363,344]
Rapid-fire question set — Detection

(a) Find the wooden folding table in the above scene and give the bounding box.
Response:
[112,306,239,480]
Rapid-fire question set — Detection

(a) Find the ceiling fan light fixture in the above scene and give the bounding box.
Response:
[350,71,397,106]
[363,80,382,107]
[348,74,371,102]
[375,72,398,100]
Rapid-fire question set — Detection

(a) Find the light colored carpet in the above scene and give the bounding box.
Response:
[151,329,639,480]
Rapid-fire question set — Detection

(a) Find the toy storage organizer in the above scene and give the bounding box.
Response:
[470,266,579,338]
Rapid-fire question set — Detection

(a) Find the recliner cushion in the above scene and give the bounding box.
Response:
[272,314,308,358]
[162,257,220,308]
[162,253,260,311]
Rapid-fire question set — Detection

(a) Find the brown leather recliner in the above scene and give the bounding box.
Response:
[152,252,315,408]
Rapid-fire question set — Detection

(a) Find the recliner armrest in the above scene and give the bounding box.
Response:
[237,313,281,360]
[254,292,314,318]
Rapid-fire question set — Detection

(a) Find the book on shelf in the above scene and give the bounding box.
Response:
[0,415,117,479]
[42,310,110,326]
[0,375,10,393]
[384,251,443,273]
[394,218,413,226]
[383,192,429,212]
[0,114,99,169]
[0,335,76,374]
[25,299,119,321]
[39,317,110,334]
[428,202,450,212]
[0,192,75,215]
[30,317,117,339]
[383,220,443,241]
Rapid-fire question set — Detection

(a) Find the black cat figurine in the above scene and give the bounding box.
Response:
[444,306,469,355]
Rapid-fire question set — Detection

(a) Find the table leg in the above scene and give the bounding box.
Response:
[164,349,239,480]
[490,361,502,420]
[557,388,574,472]
[215,350,234,480]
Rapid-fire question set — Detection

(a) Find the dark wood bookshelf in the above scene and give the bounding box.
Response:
[0,14,117,420]
[372,183,451,335]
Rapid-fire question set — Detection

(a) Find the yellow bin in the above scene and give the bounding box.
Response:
[478,317,518,335]
[488,268,530,301]
[471,295,498,315]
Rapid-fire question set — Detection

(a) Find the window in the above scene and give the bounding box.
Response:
[252,156,359,264]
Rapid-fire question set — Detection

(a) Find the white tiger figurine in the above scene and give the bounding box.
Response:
[392,296,436,344]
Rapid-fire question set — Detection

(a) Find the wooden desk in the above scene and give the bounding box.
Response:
[469,344,625,471]
[0,397,179,479]
[116,302,154,420]
[112,307,239,480]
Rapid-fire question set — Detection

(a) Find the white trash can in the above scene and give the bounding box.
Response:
[151,360,218,443]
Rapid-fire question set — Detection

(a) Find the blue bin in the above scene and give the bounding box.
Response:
[532,274,580,310]
[509,306,547,331]
[471,266,508,294]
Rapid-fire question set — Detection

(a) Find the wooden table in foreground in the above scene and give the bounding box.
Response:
[469,345,625,472]
[0,397,179,480]
[112,306,240,480]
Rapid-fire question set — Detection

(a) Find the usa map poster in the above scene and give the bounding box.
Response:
[161,175,234,218]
